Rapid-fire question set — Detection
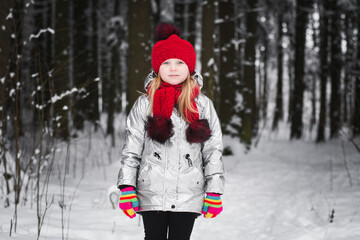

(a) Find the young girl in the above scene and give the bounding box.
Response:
[117,23,225,240]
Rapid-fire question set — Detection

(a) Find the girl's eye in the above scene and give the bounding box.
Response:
[162,61,169,65]
[178,61,184,64]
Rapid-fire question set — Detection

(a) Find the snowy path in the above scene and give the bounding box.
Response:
[1,136,360,240]
[195,137,360,240]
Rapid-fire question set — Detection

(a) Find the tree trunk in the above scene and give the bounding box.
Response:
[201,0,216,101]
[53,0,70,140]
[46,0,55,132]
[119,1,128,114]
[7,0,24,139]
[316,0,329,142]
[107,0,122,145]
[309,13,318,133]
[343,14,354,126]
[329,0,341,138]
[272,11,284,130]
[288,52,294,123]
[32,0,51,125]
[262,37,268,121]
[218,0,236,135]
[72,1,88,129]
[290,0,311,139]
[353,2,360,136]
[87,0,100,127]
[7,0,24,231]
[175,0,185,33]
[343,15,350,124]
[310,74,316,132]
[186,0,197,46]
[258,7,271,122]
[127,0,152,111]
[0,0,13,206]
[71,0,100,130]
[152,0,161,31]
[100,0,110,113]
[242,0,258,147]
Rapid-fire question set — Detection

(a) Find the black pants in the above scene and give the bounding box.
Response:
[141,211,198,240]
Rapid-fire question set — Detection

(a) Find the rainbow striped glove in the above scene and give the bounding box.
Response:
[119,186,139,219]
[202,193,223,218]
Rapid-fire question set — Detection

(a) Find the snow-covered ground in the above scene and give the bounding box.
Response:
[1,124,359,240]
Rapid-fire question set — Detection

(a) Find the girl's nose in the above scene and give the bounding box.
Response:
[170,63,176,71]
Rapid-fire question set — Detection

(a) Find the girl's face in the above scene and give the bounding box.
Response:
[159,58,189,85]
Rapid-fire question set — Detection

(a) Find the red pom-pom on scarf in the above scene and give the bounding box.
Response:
[147,116,174,144]
[186,119,211,143]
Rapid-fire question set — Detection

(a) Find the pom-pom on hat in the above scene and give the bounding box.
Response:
[151,23,196,75]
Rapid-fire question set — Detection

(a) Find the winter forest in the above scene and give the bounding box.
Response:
[0,0,360,239]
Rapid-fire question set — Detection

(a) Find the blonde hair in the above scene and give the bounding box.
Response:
[147,75,199,123]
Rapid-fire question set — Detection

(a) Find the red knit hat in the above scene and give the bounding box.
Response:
[151,23,196,74]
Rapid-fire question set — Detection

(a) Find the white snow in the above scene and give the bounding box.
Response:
[231,39,245,51]
[6,11,13,20]
[9,89,15,97]
[31,73,39,78]
[207,58,214,67]
[0,122,359,240]
[51,88,78,104]
[29,28,55,41]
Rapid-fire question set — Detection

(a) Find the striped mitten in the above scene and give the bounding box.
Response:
[119,186,139,218]
[202,193,223,218]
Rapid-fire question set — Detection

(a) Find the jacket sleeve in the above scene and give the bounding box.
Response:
[201,97,225,194]
[117,95,148,189]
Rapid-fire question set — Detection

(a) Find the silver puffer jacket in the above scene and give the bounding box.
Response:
[117,72,225,214]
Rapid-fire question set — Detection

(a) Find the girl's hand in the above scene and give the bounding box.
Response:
[119,186,139,218]
[202,193,223,218]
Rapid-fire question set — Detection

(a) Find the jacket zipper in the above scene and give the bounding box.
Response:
[154,152,161,160]
[163,142,167,210]
[185,154,193,167]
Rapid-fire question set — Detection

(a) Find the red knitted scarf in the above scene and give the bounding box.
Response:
[147,81,210,144]
[148,81,200,122]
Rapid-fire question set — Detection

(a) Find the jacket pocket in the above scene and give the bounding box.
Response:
[194,166,205,192]
[137,163,151,189]
[181,154,205,194]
